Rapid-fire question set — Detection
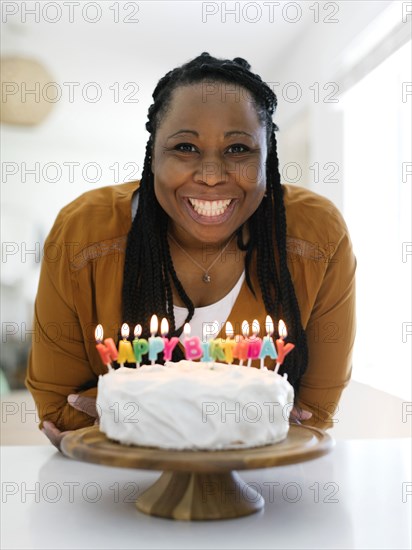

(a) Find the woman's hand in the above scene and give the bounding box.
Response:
[41,422,72,451]
[41,394,99,451]
[289,406,312,425]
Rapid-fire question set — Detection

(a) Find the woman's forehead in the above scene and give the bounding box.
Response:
[157,82,263,133]
[172,81,255,103]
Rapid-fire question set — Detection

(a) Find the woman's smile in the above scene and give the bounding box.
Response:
[183,196,238,224]
[188,197,232,216]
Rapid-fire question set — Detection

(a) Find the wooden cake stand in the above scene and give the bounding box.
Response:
[61,424,334,521]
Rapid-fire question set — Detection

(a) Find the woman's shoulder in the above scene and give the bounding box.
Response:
[47,181,140,243]
[282,184,350,244]
[59,180,139,220]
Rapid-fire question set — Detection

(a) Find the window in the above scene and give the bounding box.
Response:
[340,40,411,399]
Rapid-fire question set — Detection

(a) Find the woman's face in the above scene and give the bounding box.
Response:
[152,82,268,246]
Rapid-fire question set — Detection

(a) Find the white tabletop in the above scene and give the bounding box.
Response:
[1,438,411,550]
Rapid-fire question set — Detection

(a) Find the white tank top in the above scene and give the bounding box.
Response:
[173,271,245,343]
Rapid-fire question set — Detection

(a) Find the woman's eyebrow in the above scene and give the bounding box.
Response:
[224,130,254,138]
[167,129,198,139]
[166,129,255,139]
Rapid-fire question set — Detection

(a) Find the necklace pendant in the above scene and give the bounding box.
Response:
[202,273,211,283]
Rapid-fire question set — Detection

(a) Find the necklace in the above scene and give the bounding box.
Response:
[168,233,236,283]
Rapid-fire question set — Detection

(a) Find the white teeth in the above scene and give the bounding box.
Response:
[188,198,232,217]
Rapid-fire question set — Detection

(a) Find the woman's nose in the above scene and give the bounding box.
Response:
[193,155,230,186]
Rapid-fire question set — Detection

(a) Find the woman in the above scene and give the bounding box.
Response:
[26,53,356,449]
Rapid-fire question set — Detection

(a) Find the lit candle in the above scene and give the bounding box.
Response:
[233,321,250,367]
[161,318,179,362]
[183,323,203,360]
[259,315,278,369]
[148,314,164,365]
[117,323,137,367]
[274,319,295,374]
[221,321,236,364]
[246,319,262,368]
[132,324,148,367]
[95,324,118,371]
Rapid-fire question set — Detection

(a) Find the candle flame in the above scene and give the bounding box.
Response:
[242,320,249,338]
[251,319,260,336]
[265,315,274,336]
[121,323,130,339]
[183,323,191,337]
[134,324,142,338]
[278,319,287,339]
[150,314,158,335]
[225,321,234,338]
[160,318,169,336]
[95,324,103,342]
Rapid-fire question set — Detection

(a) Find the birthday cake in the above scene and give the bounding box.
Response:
[97,360,294,450]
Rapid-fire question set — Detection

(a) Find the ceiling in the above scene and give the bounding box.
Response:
[1,1,313,83]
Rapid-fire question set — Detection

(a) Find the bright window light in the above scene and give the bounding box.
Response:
[340,40,411,399]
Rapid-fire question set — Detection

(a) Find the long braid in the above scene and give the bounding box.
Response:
[265,128,308,391]
[120,52,309,391]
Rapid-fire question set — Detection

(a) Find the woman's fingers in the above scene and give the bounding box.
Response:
[42,396,99,449]
[42,421,71,451]
[298,408,312,420]
[67,395,98,418]
[290,406,312,423]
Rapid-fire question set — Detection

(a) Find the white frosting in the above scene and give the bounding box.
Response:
[97,361,294,450]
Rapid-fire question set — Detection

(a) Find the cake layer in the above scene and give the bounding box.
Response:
[97,361,294,450]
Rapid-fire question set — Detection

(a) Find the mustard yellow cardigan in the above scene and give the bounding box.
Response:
[26,181,356,431]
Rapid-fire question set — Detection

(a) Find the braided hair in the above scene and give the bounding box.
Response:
[121,53,308,395]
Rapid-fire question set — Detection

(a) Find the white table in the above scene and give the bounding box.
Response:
[1,439,411,550]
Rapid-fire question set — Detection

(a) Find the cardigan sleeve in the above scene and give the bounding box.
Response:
[295,230,357,430]
[25,214,100,432]
[25,182,137,432]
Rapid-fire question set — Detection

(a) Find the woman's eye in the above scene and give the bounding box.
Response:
[227,144,250,154]
[175,143,197,153]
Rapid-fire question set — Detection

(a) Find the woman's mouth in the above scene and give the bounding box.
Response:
[184,197,237,224]
[188,198,232,216]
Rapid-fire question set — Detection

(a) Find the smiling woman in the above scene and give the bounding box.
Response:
[25,53,356,449]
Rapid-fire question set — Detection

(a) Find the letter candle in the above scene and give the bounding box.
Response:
[209,337,226,362]
[274,319,295,374]
[259,315,278,369]
[222,321,236,364]
[95,324,118,371]
[246,319,262,368]
[208,321,226,362]
[183,323,203,360]
[117,323,137,367]
[148,314,164,365]
[233,321,250,367]
[200,321,219,363]
[161,318,179,362]
[132,324,148,367]
[200,324,212,362]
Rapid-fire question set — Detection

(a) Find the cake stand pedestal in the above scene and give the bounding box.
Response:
[61,424,334,521]
[135,470,263,519]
